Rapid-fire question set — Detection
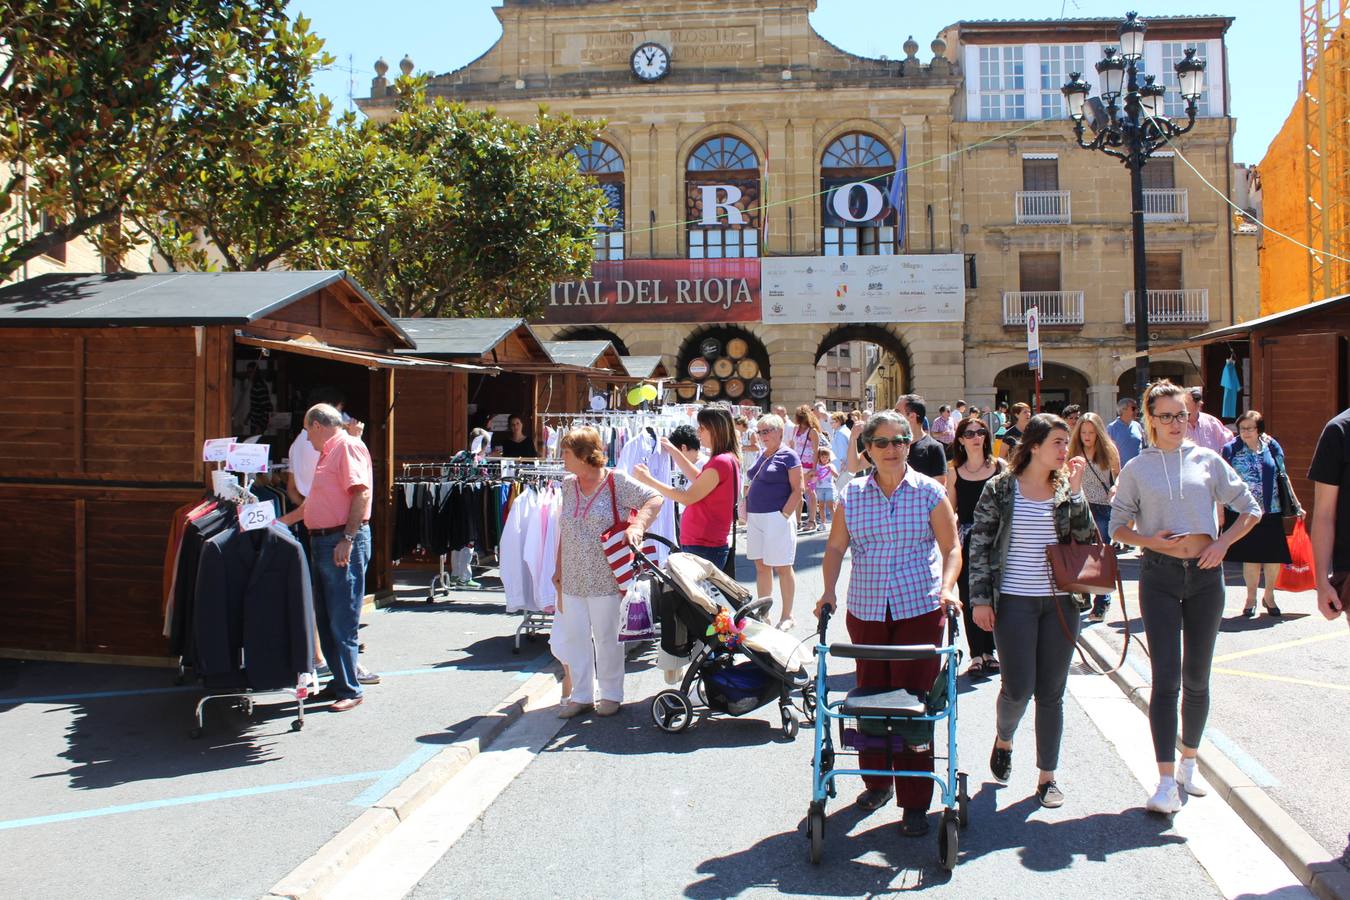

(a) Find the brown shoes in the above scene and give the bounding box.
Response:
[595,700,621,716]
[557,701,593,719]
[329,696,364,712]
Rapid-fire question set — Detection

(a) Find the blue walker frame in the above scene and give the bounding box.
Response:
[807,606,970,869]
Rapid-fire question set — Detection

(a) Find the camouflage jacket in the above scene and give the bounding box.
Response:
[967,470,1098,611]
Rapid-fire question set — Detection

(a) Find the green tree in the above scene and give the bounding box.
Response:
[0,0,330,278]
[295,85,611,319]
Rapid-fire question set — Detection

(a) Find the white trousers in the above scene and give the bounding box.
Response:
[554,592,625,704]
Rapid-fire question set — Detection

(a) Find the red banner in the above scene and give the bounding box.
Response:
[540,259,761,324]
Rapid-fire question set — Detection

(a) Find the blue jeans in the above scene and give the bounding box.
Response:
[1089,503,1114,612]
[310,524,370,700]
[680,543,729,570]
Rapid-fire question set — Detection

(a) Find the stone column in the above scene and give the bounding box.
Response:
[966,386,997,415]
[1088,383,1119,418]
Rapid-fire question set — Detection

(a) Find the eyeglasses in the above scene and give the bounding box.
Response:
[1152,412,1191,424]
[867,436,911,449]
[755,428,777,435]
[962,430,988,438]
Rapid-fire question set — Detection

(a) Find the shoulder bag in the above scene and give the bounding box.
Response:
[1044,507,1132,675]
[594,473,655,595]
[1270,441,1302,535]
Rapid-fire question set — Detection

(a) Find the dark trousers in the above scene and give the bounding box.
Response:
[1139,551,1226,762]
[959,539,996,658]
[993,594,1080,772]
[846,607,944,810]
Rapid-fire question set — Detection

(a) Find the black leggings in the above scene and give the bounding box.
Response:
[1139,551,1227,763]
[959,539,996,658]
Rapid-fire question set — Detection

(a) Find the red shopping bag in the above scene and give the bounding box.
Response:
[1276,520,1316,592]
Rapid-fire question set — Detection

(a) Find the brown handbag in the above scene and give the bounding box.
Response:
[1045,540,1119,594]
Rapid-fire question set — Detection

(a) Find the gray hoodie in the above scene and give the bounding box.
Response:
[1109,441,1260,541]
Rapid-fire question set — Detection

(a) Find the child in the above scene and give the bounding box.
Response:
[811,447,838,531]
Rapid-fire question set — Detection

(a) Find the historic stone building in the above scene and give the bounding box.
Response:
[359,0,1256,414]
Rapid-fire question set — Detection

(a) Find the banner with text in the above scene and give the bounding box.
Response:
[541,259,761,325]
[760,254,965,325]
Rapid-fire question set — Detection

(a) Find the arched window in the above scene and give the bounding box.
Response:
[820,132,897,257]
[571,140,625,261]
[686,135,760,260]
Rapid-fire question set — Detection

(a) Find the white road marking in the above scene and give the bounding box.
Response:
[324,681,566,900]
[1066,673,1311,899]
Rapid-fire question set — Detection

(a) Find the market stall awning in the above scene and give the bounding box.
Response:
[1155,293,1350,353]
[619,355,671,380]
[236,334,499,373]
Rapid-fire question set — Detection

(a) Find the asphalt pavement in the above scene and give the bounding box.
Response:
[1089,554,1350,873]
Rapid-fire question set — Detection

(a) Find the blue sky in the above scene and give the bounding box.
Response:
[296,0,1294,165]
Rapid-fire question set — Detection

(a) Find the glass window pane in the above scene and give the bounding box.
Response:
[690,245,704,259]
[690,230,704,246]
[744,229,758,246]
[708,245,723,258]
[744,242,759,258]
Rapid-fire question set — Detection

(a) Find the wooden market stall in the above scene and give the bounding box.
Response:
[0,271,475,662]
[1159,292,1350,516]
[539,339,629,415]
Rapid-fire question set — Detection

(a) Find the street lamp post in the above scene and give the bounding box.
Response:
[1060,11,1207,402]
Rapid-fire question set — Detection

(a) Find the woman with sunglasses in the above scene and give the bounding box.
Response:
[969,414,1094,809]
[1110,380,1260,814]
[745,414,803,630]
[815,411,962,837]
[948,416,1006,676]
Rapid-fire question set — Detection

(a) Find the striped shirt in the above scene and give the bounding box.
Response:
[840,468,946,622]
[999,481,1061,596]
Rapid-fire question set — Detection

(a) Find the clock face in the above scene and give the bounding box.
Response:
[631,42,670,82]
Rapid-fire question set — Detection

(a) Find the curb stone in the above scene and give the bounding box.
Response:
[262,662,562,900]
[1077,627,1349,900]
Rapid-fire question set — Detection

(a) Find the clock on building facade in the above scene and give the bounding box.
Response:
[630,42,671,82]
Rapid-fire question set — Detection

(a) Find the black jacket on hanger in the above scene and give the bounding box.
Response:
[193,522,315,690]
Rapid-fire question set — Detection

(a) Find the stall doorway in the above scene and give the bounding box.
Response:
[814,325,910,412]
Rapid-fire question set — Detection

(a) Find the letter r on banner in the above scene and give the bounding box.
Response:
[700,185,746,225]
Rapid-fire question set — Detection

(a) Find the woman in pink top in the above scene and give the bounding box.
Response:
[633,407,739,571]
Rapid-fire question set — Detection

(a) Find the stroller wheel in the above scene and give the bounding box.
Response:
[651,690,694,733]
[807,801,826,864]
[694,677,708,708]
[780,704,799,740]
[938,811,960,871]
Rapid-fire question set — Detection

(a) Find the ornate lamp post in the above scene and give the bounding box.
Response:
[1061,11,1207,401]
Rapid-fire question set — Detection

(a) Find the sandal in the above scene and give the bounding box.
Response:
[984,655,1001,673]
[965,658,986,677]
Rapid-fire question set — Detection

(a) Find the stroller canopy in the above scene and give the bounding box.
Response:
[665,553,811,676]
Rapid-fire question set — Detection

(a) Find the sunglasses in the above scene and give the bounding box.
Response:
[962,429,988,438]
[867,436,911,449]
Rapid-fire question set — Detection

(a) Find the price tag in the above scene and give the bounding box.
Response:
[203,437,236,462]
[238,501,277,532]
[500,459,515,477]
[488,414,510,431]
[226,442,270,473]
[211,469,238,498]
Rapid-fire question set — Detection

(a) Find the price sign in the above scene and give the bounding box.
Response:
[488,414,510,431]
[238,501,277,532]
[211,469,238,498]
[226,442,270,474]
[500,459,515,477]
[203,437,236,462]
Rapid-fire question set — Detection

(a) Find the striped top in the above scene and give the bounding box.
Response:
[998,481,1061,596]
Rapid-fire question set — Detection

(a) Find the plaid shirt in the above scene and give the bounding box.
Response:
[840,468,945,622]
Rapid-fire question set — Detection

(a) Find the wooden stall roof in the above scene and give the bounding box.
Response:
[393,317,550,361]
[542,340,627,374]
[1156,292,1350,351]
[620,355,670,380]
[0,270,413,347]
[236,334,497,373]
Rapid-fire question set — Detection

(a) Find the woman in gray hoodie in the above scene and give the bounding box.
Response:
[1109,380,1260,815]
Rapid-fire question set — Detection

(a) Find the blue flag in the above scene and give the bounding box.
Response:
[889,129,908,252]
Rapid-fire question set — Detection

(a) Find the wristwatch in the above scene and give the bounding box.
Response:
[341,533,357,543]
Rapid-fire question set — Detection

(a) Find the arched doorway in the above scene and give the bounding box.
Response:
[1116,361,1198,400]
[554,325,630,356]
[814,325,911,411]
[677,325,769,407]
[995,362,1089,414]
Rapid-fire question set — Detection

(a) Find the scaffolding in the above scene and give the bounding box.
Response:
[1302,0,1350,302]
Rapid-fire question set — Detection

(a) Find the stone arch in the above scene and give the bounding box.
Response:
[1115,360,1198,399]
[554,325,630,356]
[994,361,1091,414]
[814,119,899,168]
[676,323,770,406]
[812,323,913,410]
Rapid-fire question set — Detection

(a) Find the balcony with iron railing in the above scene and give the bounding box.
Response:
[1123,289,1209,324]
[1142,188,1188,223]
[1014,190,1072,225]
[1003,291,1085,326]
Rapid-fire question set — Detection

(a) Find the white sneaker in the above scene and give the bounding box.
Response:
[1176,759,1210,797]
[1146,778,1182,814]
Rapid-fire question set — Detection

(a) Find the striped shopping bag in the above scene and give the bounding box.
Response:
[597,473,656,594]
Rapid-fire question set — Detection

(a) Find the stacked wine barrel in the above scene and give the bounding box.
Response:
[678,336,769,403]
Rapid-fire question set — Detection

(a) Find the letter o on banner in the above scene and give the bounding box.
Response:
[830,181,885,223]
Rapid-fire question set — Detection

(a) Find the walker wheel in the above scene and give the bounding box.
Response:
[807,802,826,864]
[780,704,799,740]
[938,811,959,871]
[291,719,304,732]
[651,690,693,733]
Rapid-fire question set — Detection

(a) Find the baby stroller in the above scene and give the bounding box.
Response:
[633,547,814,739]
[807,606,970,871]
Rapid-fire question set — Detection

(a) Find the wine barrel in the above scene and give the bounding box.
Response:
[699,337,722,359]
[687,357,710,380]
[676,383,697,401]
[736,358,759,379]
[748,378,770,400]
[701,379,722,399]
[723,377,746,399]
[712,357,735,379]
[726,337,749,359]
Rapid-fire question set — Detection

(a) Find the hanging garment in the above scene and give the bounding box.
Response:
[500,487,537,613]
[616,430,675,563]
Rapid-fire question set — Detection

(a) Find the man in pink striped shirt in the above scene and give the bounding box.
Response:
[1184,387,1234,453]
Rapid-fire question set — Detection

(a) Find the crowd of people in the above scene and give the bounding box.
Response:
[533,379,1350,826]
